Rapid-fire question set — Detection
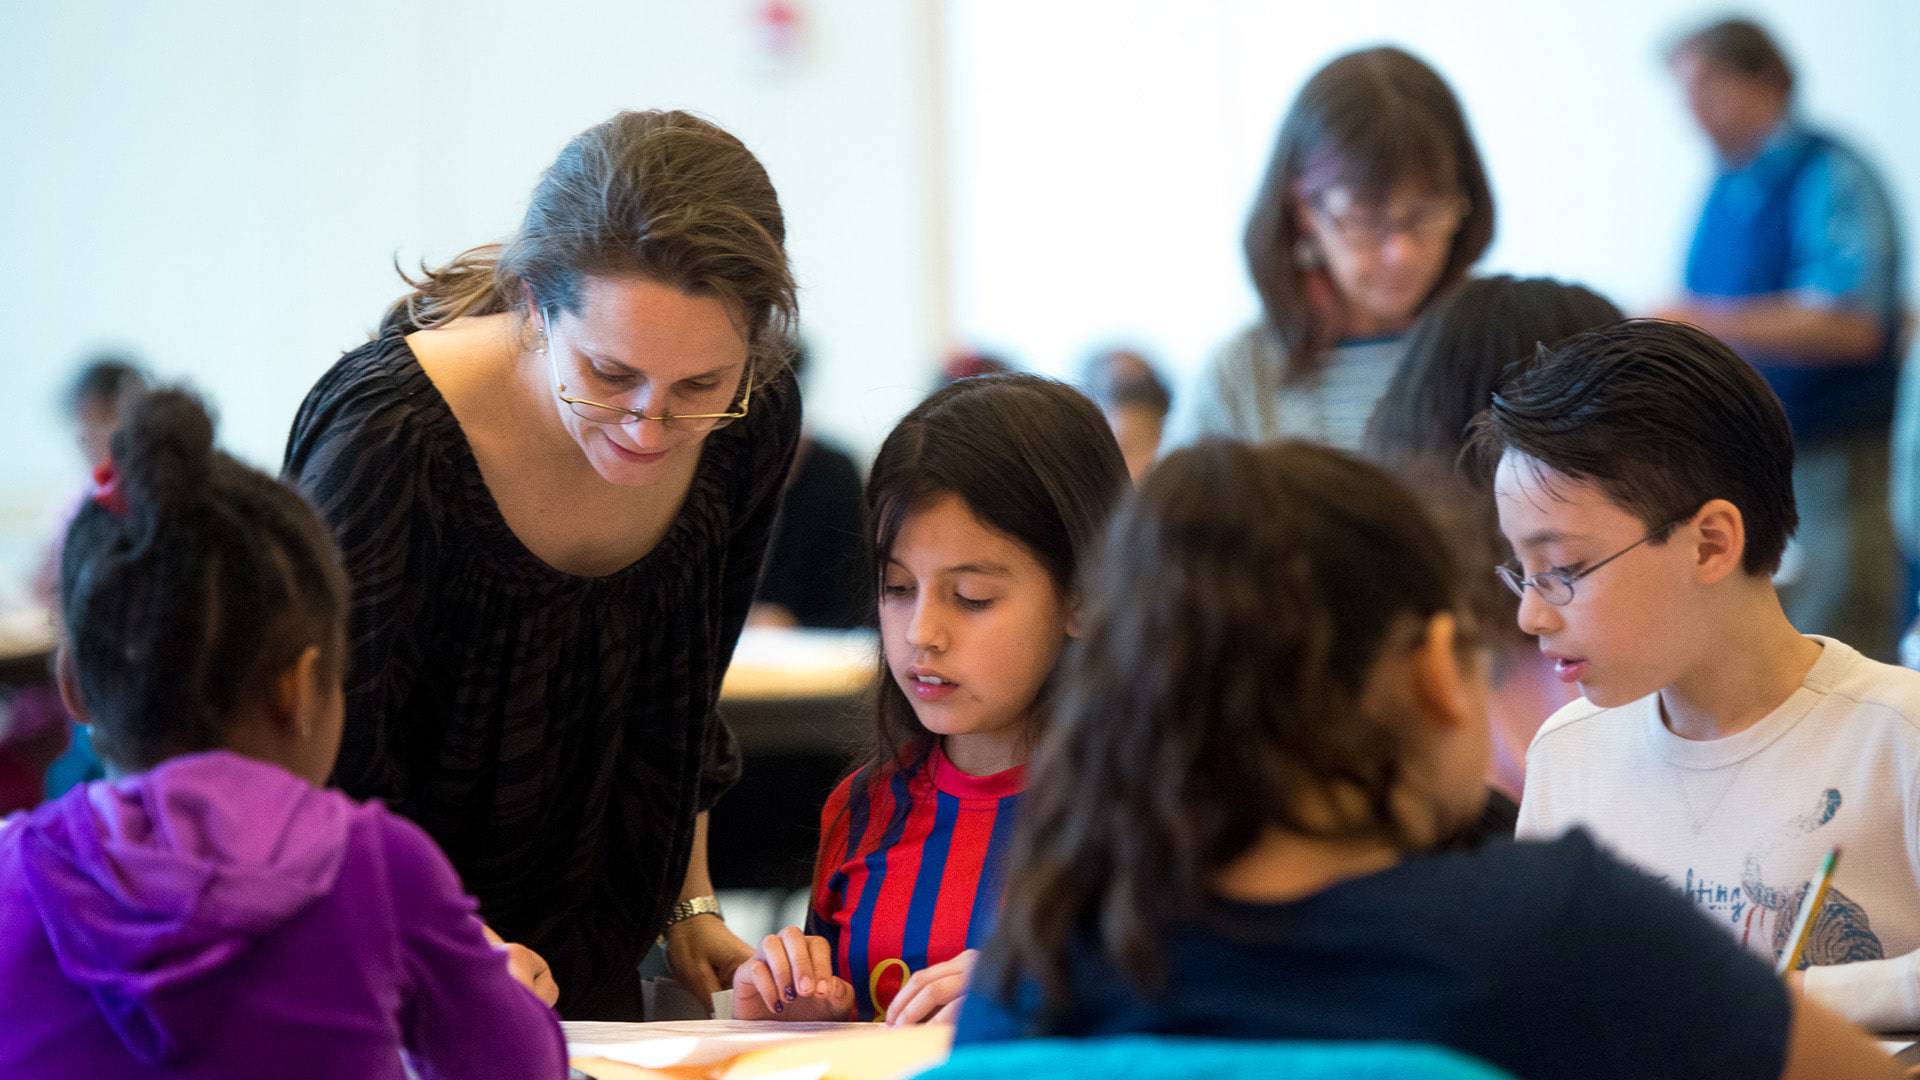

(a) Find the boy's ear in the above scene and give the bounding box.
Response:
[269,645,327,739]
[1687,499,1747,584]
[54,647,89,726]
[1409,613,1477,734]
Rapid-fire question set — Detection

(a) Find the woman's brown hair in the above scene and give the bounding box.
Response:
[385,110,796,368]
[989,439,1473,1013]
[1244,47,1494,384]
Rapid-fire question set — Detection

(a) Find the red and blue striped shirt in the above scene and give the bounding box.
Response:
[806,744,1025,1020]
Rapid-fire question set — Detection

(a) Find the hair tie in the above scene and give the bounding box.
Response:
[91,460,128,517]
[868,957,911,1019]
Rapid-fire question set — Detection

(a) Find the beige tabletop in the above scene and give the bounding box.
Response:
[720,627,877,703]
[0,602,54,666]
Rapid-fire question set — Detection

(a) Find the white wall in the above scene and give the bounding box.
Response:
[7,1,1918,580]
[0,0,946,575]
[946,0,1920,382]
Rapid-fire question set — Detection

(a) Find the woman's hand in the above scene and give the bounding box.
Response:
[731,925,856,1021]
[667,913,757,1011]
[481,924,560,1007]
[884,949,976,1026]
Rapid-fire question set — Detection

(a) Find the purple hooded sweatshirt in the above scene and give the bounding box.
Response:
[0,751,566,1078]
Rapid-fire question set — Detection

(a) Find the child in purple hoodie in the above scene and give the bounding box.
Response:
[0,389,567,1079]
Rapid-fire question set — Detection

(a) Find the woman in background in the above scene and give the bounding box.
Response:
[1162,46,1494,453]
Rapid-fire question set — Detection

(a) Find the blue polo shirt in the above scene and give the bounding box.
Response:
[1684,120,1904,443]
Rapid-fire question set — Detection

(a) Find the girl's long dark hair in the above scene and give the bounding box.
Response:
[989,440,1469,1014]
[852,374,1130,783]
[1244,46,1494,384]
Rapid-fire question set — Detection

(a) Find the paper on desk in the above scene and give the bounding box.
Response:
[564,1020,870,1069]
[720,1024,951,1080]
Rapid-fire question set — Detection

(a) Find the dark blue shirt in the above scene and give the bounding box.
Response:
[957,830,1790,1080]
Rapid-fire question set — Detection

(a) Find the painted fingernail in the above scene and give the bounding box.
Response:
[773,999,784,1013]
[784,986,797,1002]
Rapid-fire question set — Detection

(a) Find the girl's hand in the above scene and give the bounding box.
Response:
[666,914,756,1011]
[481,923,560,1007]
[731,925,856,1021]
[884,949,977,1026]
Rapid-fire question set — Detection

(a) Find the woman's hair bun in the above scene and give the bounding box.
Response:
[112,387,217,512]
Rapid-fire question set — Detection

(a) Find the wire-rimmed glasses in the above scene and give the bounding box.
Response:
[548,343,752,433]
[1495,516,1687,607]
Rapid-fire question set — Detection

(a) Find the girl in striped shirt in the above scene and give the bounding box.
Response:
[731,374,1129,1024]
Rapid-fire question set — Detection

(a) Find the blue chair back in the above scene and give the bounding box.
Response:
[916,1036,1518,1079]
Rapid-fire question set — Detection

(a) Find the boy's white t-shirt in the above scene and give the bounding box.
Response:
[1517,636,1920,1031]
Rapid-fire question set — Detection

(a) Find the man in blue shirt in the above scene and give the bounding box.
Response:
[1659,18,1907,659]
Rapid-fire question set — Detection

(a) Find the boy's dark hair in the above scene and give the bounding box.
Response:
[59,389,351,770]
[1470,319,1797,576]
[1669,17,1795,96]
[855,373,1130,783]
[989,439,1471,1013]
[66,354,149,416]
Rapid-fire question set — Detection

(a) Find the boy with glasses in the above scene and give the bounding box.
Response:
[1479,319,1920,1033]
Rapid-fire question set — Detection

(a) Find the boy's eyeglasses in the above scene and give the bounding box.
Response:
[1495,516,1687,607]
[547,343,752,433]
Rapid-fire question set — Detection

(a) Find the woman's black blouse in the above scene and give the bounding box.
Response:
[284,327,800,1018]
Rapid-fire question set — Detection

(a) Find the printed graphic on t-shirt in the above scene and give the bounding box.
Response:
[1674,788,1884,967]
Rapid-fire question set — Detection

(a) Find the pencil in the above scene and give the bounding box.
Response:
[1776,847,1841,977]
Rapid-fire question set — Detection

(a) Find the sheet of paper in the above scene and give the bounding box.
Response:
[720,1024,951,1080]
[563,1020,869,1069]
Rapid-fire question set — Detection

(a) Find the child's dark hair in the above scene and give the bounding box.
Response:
[1081,348,1172,419]
[1469,318,1797,576]
[1365,276,1622,660]
[1245,46,1494,385]
[1365,275,1622,464]
[58,389,351,770]
[66,354,149,416]
[990,439,1472,1012]
[856,373,1130,781]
